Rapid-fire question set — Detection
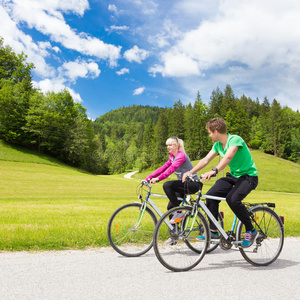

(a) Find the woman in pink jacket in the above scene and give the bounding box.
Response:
[145,137,199,225]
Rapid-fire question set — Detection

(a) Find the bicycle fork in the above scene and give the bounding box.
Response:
[132,201,148,230]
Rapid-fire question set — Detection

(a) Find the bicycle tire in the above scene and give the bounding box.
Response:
[153,206,209,272]
[236,206,284,266]
[107,203,157,257]
[184,211,224,254]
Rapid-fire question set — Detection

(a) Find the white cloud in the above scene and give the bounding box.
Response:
[0,5,56,77]
[130,0,158,15]
[148,19,182,48]
[3,0,121,67]
[116,68,130,75]
[133,87,145,95]
[124,45,149,63]
[152,0,300,77]
[33,78,83,103]
[108,4,118,14]
[146,0,300,111]
[60,59,101,82]
[32,58,101,102]
[109,25,129,32]
[149,51,200,77]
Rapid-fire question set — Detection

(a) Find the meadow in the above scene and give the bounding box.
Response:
[0,139,299,251]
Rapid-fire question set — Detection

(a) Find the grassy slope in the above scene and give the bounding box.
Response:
[0,140,299,251]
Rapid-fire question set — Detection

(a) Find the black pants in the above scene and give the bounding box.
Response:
[163,180,200,210]
[206,173,258,232]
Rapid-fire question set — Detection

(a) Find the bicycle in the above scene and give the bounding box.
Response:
[107,180,224,257]
[153,176,285,272]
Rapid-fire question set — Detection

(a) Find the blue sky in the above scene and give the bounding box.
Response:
[1,0,300,120]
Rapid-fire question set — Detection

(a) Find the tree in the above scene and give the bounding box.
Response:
[192,92,210,158]
[221,84,236,117]
[153,111,169,165]
[140,120,154,170]
[226,101,250,142]
[0,37,34,84]
[267,99,284,157]
[208,86,223,118]
[168,100,185,138]
[0,79,31,144]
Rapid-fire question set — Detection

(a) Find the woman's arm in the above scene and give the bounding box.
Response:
[182,150,218,182]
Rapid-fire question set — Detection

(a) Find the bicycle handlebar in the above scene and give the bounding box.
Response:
[186,173,216,183]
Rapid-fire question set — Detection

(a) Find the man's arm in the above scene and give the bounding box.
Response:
[202,146,238,181]
[182,150,218,182]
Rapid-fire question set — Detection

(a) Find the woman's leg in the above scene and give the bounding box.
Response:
[163,180,199,209]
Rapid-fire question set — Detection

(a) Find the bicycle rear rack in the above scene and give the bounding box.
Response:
[245,202,275,208]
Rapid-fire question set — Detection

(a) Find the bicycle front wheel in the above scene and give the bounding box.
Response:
[153,206,209,272]
[236,206,284,266]
[107,203,157,257]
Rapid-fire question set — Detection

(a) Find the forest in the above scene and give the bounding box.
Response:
[1,37,300,174]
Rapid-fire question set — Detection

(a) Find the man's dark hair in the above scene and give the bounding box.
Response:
[206,118,227,134]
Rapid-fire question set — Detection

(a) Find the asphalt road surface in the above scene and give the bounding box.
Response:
[0,237,299,300]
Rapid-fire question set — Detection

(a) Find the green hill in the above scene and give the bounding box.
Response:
[0,139,299,251]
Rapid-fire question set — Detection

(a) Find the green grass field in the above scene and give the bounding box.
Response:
[0,139,299,251]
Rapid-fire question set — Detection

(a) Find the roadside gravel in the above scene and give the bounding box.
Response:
[0,237,299,300]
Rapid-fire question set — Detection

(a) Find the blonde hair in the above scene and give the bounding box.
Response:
[166,137,185,151]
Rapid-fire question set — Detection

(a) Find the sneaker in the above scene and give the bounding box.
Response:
[196,231,220,241]
[242,229,258,248]
[164,237,177,245]
[169,212,185,224]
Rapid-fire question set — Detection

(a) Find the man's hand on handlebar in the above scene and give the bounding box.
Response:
[201,170,217,182]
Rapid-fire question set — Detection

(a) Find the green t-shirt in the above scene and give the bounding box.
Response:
[212,134,258,178]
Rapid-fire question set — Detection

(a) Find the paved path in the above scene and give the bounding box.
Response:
[0,238,299,300]
[124,171,138,179]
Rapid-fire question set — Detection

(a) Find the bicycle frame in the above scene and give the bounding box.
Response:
[137,183,187,231]
[197,195,229,240]
[143,183,229,235]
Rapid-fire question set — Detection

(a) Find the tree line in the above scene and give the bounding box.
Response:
[1,37,300,174]
[94,90,300,174]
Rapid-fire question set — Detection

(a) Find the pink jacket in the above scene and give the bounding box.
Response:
[145,151,187,182]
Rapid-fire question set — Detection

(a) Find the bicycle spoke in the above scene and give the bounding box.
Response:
[107,203,157,257]
[153,206,209,272]
[237,206,284,266]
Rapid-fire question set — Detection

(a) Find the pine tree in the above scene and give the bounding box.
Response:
[268,99,284,157]
[153,111,169,165]
[168,100,185,139]
[208,87,223,118]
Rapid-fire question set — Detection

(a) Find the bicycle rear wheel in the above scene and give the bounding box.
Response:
[236,206,284,266]
[153,206,209,272]
[107,203,157,257]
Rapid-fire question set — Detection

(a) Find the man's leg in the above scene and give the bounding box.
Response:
[226,175,258,231]
[206,176,234,230]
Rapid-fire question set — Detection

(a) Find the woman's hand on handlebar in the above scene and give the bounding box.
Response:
[150,178,159,184]
[182,171,194,182]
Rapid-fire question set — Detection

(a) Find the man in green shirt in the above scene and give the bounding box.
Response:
[183,118,258,247]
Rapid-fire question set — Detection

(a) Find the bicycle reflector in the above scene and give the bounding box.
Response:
[115,225,119,231]
[220,211,224,218]
[174,218,182,223]
[280,216,284,224]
